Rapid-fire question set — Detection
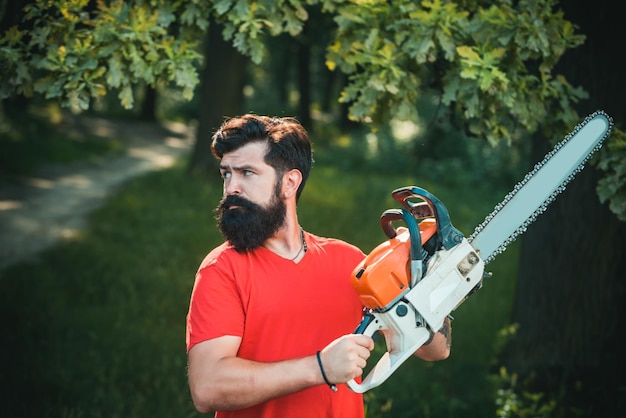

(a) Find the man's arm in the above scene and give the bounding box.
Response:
[188,336,319,413]
[187,334,375,413]
[413,316,451,361]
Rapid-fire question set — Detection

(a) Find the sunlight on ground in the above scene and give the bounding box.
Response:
[0,200,21,210]
[128,147,178,168]
[0,117,194,270]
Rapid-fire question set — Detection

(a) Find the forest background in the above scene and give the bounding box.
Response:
[1,0,625,417]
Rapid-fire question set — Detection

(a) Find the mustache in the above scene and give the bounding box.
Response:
[216,195,259,213]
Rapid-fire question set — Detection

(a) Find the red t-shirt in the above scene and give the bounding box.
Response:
[186,231,367,418]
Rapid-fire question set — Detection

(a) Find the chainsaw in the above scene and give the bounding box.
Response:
[346,110,613,393]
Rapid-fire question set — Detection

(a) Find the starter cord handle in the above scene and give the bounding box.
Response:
[316,351,338,392]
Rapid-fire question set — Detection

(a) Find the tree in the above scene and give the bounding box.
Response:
[2,0,625,413]
[502,1,626,415]
[188,18,246,175]
[2,0,623,215]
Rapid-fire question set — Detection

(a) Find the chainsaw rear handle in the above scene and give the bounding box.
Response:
[347,307,432,393]
[391,186,464,250]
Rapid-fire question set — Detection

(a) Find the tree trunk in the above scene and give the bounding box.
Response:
[502,0,626,414]
[187,20,246,175]
[271,34,293,110]
[138,85,157,121]
[296,30,311,128]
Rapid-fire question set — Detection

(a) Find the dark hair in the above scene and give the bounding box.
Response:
[211,114,313,202]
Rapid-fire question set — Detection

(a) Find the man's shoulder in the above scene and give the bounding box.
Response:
[197,241,238,270]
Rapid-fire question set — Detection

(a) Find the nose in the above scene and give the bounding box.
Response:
[224,176,241,196]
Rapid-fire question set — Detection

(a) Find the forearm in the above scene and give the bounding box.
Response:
[414,317,451,361]
[189,354,323,413]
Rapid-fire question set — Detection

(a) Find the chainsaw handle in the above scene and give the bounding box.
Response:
[380,209,425,261]
[391,186,464,250]
[380,208,428,285]
[347,308,432,393]
[380,209,402,239]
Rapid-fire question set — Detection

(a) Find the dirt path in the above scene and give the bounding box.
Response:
[0,116,195,270]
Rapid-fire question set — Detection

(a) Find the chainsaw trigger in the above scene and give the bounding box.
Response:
[353,311,381,336]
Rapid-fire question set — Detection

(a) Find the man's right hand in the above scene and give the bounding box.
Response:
[318,334,375,384]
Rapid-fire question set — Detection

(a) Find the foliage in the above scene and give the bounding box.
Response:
[494,368,557,418]
[1,0,623,220]
[326,0,586,138]
[0,0,205,110]
[311,101,530,199]
[0,0,588,136]
[596,128,626,221]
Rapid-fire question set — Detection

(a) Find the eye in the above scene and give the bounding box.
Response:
[220,171,231,179]
[243,170,253,176]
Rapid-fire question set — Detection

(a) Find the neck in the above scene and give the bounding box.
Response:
[289,226,307,261]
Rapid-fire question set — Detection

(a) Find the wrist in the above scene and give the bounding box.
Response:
[316,351,338,392]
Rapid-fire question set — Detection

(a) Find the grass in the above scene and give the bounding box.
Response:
[0,117,522,417]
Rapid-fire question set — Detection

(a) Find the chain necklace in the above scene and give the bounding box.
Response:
[290,226,307,261]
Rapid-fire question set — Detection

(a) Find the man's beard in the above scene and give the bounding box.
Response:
[214,184,287,252]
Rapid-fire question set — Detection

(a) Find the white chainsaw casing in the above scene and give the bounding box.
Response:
[405,238,484,332]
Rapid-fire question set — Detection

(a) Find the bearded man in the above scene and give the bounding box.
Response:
[185,114,451,418]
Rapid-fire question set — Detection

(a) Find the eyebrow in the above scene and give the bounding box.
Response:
[219,164,255,171]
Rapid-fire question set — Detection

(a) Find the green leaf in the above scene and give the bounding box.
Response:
[106,55,124,88]
[118,84,135,109]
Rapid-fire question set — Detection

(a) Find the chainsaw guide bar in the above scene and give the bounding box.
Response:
[468,110,613,264]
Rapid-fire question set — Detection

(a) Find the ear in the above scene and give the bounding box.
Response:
[283,169,302,199]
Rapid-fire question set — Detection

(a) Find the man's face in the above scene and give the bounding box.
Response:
[214,142,287,252]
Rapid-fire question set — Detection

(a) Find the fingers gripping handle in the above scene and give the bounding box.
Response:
[347,307,432,393]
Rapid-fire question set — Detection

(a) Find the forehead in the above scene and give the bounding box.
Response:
[220,141,269,167]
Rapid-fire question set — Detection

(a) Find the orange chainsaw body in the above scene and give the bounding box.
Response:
[351,219,438,310]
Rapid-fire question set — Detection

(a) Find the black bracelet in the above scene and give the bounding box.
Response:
[316,351,338,392]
